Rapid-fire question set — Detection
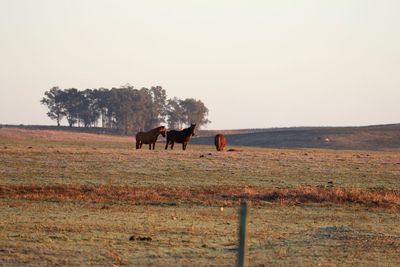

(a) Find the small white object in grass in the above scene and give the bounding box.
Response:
[219,207,224,212]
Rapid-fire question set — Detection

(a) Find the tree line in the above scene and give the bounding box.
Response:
[41,85,210,134]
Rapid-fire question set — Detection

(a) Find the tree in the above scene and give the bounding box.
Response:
[146,86,167,129]
[180,98,210,129]
[41,85,210,132]
[63,88,81,127]
[78,89,100,127]
[108,86,148,134]
[109,85,165,134]
[92,88,111,128]
[40,87,66,126]
[166,97,186,129]
[130,87,151,132]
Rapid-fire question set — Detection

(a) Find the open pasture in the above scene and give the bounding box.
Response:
[1,128,400,266]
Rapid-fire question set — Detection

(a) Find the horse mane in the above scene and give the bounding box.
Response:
[181,126,191,134]
[139,126,165,135]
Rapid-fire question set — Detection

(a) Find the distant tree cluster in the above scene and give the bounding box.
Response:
[41,85,210,134]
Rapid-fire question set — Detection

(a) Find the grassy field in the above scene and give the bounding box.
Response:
[193,124,400,151]
[1,128,400,266]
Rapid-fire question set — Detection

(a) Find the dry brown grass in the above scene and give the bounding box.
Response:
[1,127,400,266]
[1,184,399,208]
[0,127,132,143]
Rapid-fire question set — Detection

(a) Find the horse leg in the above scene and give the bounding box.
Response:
[149,143,152,150]
[171,142,174,150]
[152,143,155,150]
[183,142,186,150]
[165,141,169,150]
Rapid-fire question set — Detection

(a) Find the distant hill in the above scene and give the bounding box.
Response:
[192,124,400,151]
[1,123,399,151]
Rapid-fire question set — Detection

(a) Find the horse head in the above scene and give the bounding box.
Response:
[160,126,166,137]
[190,123,197,136]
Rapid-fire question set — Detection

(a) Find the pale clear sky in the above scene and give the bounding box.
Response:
[0,0,399,129]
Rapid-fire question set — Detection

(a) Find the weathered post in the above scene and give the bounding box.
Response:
[237,200,249,267]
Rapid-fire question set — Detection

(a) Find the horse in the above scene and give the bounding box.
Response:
[135,126,166,150]
[165,123,196,150]
[214,134,226,151]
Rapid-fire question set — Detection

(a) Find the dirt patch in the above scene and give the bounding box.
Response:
[129,236,152,241]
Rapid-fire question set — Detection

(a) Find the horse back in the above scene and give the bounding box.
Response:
[167,129,191,143]
[136,131,156,144]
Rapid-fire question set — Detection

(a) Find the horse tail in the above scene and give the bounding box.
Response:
[135,132,141,149]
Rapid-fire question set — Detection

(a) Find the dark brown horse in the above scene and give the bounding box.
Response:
[165,123,196,150]
[136,126,166,150]
[214,134,226,151]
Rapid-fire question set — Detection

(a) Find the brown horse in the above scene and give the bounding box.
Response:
[165,123,196,150]
[136,126,166,150]
[214,134,226,151]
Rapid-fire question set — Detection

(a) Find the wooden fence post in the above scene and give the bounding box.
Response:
[237,200,249,267]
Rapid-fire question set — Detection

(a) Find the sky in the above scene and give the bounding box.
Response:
[0,0,399,130]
